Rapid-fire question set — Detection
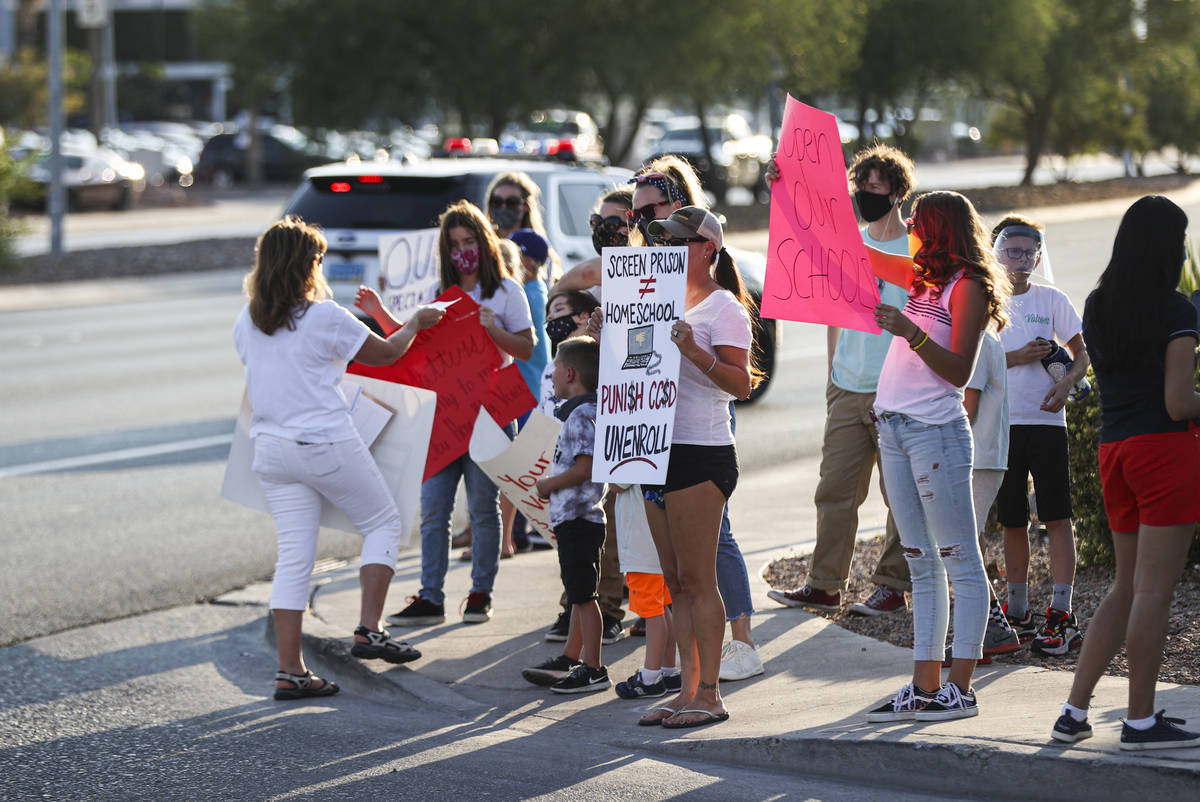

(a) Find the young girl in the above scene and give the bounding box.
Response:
[864,191,1010,722]
[234,216,441,699]
[1052,196,1200,750]
[359,200,534,627]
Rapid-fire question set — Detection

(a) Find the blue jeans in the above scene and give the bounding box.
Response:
[878,412,987,662]
[418,450,504,606]
[716,402,754,621]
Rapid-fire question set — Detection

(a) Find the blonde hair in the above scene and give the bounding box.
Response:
[244,215,330,335]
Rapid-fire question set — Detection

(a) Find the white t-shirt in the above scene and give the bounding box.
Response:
[672,289,753,446]
[233,301,370,442]
[966,332,1009,470]
[423,277,534,365]
[998,283,1082,427]
[613,484,661,574]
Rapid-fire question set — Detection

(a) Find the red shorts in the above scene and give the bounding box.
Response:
[626,571,672,618]
[1098,427,1200,532]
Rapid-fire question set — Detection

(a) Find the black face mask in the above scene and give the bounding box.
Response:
[854,189,894,223]
[592,226,628,255]
[491,207,522,231]
[546,314,577,348]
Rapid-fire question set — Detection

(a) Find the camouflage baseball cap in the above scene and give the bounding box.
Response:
[647,205,724,249]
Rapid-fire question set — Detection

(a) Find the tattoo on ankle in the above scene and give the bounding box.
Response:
[698,681,717,691]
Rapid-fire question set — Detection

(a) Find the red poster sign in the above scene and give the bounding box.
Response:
[761,95,881,334]
[349,286,536,480]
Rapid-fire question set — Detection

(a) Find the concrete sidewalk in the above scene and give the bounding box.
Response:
[278,456,1200,799]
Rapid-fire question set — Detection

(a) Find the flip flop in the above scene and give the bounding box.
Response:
[661,708,730,729]
[637,705,679,727]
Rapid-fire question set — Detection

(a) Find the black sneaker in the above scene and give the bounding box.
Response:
[1003,604,1037,643]
[614,670,666,699]
[601,616,626,645]
[544,610,570,642]
[521,654,581,686]
[663,672,682,692]
[867,683,937,722]
[1031,607,1083,656]
[461,592,493,623]
[1051,712,1093,743]
[386,596,445,627]
[915,682,978,721]
[550,664,611,694]
[1120,711,1200,751]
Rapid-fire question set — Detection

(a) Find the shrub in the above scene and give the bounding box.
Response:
[1066,368,1112,566]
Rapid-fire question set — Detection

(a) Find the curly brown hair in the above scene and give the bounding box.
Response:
[908,191,1009,331]
[244,215,330,335]
[848,143,916,200]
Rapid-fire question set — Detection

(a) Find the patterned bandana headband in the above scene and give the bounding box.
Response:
[630,172,686,204]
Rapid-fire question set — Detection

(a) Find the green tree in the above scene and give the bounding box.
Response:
[0,47,91,129]
[1137,0,1200,171]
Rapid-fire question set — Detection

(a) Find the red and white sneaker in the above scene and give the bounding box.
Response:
[848,585,907,616]
[1031,606,1083,656]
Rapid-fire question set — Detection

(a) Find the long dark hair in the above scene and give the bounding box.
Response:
[909,191,1009,332]
[1088,195,1188,368]
[244,215,330,335]
[437,200,507,298]
[704,245,764,390]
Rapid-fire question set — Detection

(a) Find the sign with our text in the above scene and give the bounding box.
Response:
[592,246,687,484]
[379,227,441,322]
[761,95,881,334]
[470,408,561,543]
[349,286,536,480]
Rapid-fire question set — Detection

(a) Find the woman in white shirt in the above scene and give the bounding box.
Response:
[864,191,1010,723]
[234,216,443,700]
[628,206,761,729]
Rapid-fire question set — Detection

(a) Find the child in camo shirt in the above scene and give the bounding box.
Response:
[533,336,610,693]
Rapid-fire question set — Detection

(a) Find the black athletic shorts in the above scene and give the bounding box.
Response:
[644,443,739,507]
[554,518,606,605]
[996,424,1073,527]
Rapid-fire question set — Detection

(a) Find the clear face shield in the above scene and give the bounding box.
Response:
[993,224,1054,285]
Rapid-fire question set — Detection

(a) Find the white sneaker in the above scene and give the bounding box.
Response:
[718,640,764,681]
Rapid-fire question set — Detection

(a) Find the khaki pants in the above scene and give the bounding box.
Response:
[560,493,624,621]
[809,382,911,592]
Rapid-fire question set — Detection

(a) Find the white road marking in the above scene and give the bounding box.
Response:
[0,433,233,477]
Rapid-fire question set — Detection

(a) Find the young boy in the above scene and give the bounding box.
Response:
[524,336,610,693]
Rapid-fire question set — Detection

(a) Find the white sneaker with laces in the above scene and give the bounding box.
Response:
[718,640,764,681]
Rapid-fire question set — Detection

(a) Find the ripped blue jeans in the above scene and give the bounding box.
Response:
[877,412,987,662]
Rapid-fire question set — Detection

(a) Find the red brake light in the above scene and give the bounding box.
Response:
[358,174,383,183]
[330,181,351,193]
[443,137,471,154]
[555,138,576,155]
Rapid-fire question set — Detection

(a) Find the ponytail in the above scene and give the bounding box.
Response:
[712,248,765,390]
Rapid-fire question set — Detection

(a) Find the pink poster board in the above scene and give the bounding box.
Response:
[761,95,881,334]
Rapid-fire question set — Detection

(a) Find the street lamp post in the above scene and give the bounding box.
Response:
[47,0,64,256]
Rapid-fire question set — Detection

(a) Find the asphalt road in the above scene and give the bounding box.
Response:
[1,182,1199,649]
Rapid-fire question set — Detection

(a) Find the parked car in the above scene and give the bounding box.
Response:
[17,146,145,211]
[509,109,605,161]
[651,114,773,202]
[281,156,778,401]
[195,127,326,186]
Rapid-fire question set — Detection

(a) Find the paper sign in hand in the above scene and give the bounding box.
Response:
[469,407,561,543]
[379,227,442,322]
[349,286,536,480]
[761,95,881,334]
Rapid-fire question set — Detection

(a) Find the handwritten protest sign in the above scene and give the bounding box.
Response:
[220,375,436,546]
[379,228,441,322]
[592,245,687,484]
[761,95,881,334]
[470,407,561,543]
[349,285,536,480]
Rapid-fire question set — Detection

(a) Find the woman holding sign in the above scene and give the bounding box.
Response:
[373,200,535,627]
[626,206,762,729]
[864,191,1010,723]
[235,216,441,700]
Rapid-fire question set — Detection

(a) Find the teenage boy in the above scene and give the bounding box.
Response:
[765,143,915,615]
[524,336,611,693]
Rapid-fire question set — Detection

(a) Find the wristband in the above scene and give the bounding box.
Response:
[703,354,719,374]
[910,331,930,351]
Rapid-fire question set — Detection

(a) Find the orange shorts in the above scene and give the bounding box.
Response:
[626,571,672,618]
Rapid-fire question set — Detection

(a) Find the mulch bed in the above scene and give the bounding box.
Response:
[763,533,1200,685]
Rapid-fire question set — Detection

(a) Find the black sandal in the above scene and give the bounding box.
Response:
[350,626,422,664]
[273,669,339,700]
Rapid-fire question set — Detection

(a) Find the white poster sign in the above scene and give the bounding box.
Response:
[469,407,561,543]
[591,245,687,484]
[379,227,441,322]
[220,376,436,547]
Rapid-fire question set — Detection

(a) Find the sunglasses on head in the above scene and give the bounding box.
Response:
[489,195,524,210]
[627,201,671,223]
[589,213,627,231]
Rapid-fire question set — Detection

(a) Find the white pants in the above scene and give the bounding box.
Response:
[971,468,1006,541]
[253,434,402,611]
